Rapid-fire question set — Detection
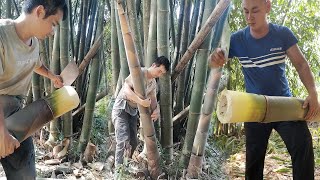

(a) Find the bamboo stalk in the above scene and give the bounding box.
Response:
[171,0,231,81]
[217,90,320,123]
[5,86,79,142]
[116,1,162,178]
[186,68,222,178]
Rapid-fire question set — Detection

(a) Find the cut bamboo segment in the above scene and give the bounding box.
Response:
[45,86,80,118]
[5,86,79,142]
[217,90,320,123]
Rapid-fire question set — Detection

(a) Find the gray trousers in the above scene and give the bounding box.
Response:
[112,108,138,167]
[0,95,36,180]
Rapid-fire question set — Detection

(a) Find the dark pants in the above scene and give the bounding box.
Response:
[112,108,138,167]
[0,95,36,180]
[245,121,314,180]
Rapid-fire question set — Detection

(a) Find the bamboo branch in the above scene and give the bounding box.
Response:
[78,33,103,75]
[173,105,190,125]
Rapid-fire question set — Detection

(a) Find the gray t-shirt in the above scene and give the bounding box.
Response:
[0,19,42,96]
[113,68,157,116]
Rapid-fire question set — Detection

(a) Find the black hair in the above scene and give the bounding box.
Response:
[23,0,68,21]
[154,56,170,72]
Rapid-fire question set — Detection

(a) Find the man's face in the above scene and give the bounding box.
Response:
[34,7,63,39]
[242,0,270,31]
[150,64,167,78]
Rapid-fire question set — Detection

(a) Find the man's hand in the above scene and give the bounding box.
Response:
[139,98,151,107]
[303,93,320,120]
[209,48,227,68]
[151,110,160,122]
[0,127,20,159]
[51,75,63,88]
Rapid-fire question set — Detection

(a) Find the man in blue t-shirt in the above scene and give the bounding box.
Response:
[210,0,319,179]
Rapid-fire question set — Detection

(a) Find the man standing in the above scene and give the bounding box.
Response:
[210,0,319,179]
[112,56,170,168]
[0,0,67,179]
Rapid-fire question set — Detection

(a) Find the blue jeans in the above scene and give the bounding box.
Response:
[0,95,36,180]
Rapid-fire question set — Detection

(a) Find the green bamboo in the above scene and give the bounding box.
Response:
[6,0,12,18]
[144,0,159,141]
[115,1,130,79]
[171,0,185,70]
[76,0,89,96]
[32,73,41,101]
[157,0,173,163]
[74,0,83,61]
[47,28,61,146]
[110,0,120,93]
[186,68,222,178]
[117,1,162,178]
[39,40,51,95]
[145,0,157,67]
[60,1,73,139]
[169,0,175,48]
[175,0,192,115]
[180,0,217,168]
[171,0,231,81]
[127,0,144,66]
[78,0,104,153]
[185,0,201,106]
[143,0,151,59]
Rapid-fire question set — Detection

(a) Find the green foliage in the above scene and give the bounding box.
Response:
[310,127,320,167]
[212,134,245,155]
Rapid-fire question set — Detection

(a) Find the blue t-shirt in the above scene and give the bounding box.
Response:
[229,23,298,97]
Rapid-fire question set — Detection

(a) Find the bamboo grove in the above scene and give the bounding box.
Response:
[0,0,319,179]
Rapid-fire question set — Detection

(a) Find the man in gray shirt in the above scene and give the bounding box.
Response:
[112,56,170,168]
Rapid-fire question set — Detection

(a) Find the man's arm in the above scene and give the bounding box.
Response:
[123,77,151,107]
[0,102,20,158]
[34,64,63,88]
[287,44,319,120]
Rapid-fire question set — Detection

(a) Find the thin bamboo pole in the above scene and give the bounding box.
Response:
[186,68,222,178]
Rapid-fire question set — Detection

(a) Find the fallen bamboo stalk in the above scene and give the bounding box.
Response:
[173,105,190,125]
[217,90,320,123]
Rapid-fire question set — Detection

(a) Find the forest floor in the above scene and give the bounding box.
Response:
[0,123,320,179]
